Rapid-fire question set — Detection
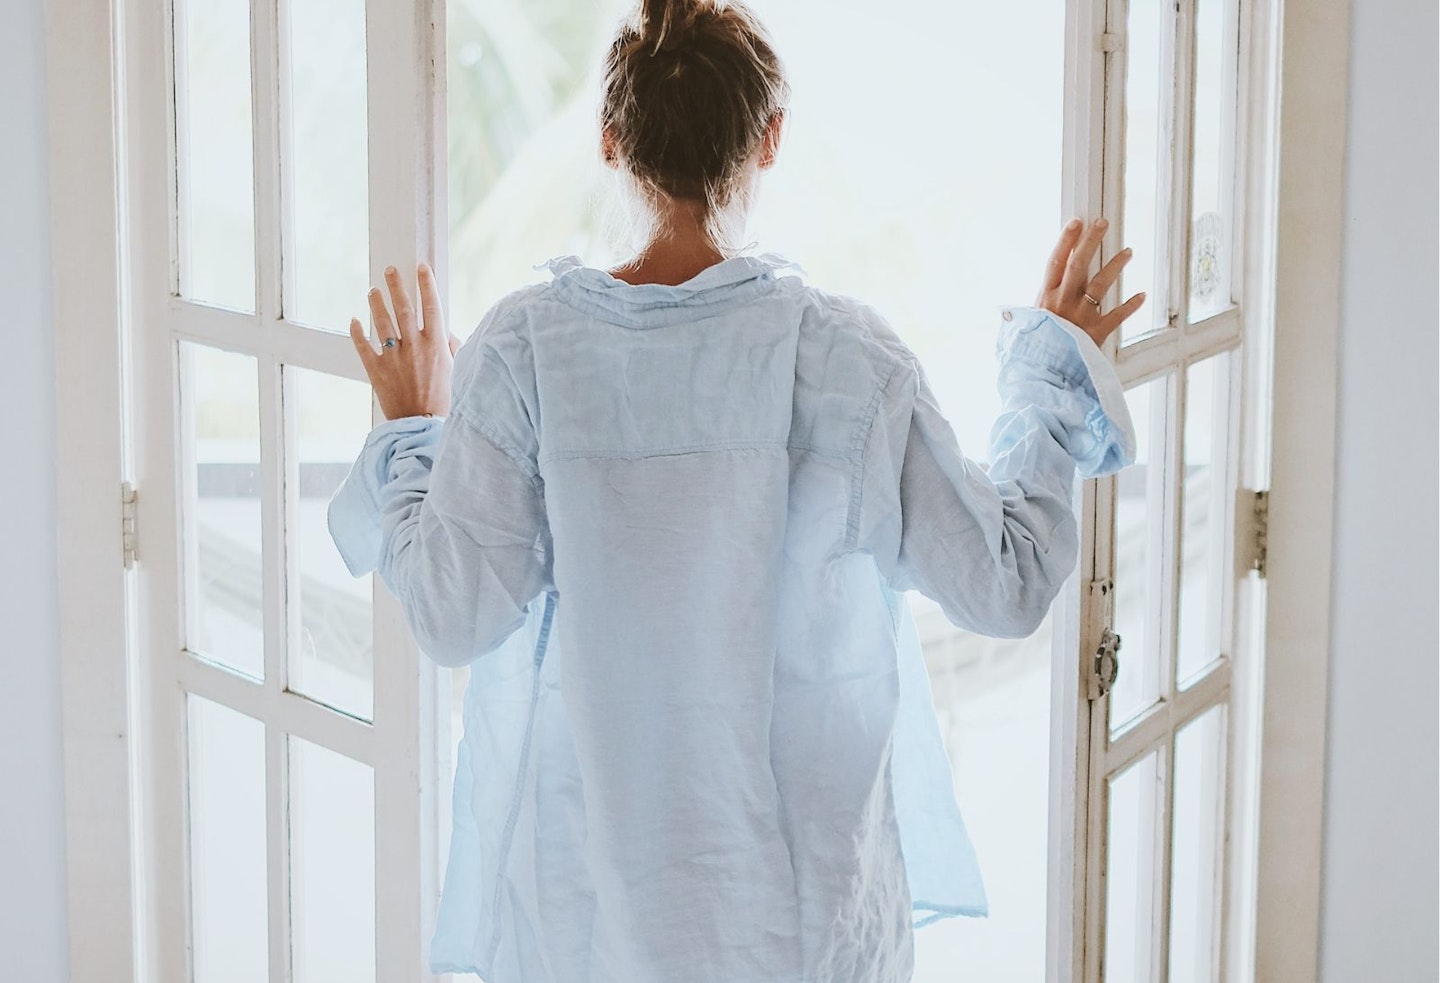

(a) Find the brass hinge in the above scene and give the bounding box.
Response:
[1237,488,1269,579]
[1086,578,1122,700]
[122,481,138,569]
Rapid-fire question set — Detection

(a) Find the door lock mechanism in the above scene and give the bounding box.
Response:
[1092,627,1122,699]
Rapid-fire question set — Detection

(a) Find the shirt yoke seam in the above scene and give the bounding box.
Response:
[846,355,907,552]
[536,437,853,466]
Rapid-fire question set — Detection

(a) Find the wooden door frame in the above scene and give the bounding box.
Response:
[44,0,1346,979]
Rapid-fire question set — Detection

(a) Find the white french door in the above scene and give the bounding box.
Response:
[1064,0,1273,980]
[111,0,1275,979]
[124,0,448,979]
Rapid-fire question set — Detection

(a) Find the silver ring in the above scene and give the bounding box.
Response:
[1083,292,1102,308]
[381,337,399,349]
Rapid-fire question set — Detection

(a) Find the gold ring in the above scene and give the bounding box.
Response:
[1083,292,1102,307]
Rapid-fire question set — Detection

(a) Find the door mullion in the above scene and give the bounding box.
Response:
[257,352,293,983]
[264,695,294,983]
[1154,734,1177,982]
[252,0,283,321]
[258,355,288,693]
[1164,359,1185,711]
[1152,0,1181,329]
[1058,0,1112,978]
[1152,344,1186,983]
[364,0,445,977]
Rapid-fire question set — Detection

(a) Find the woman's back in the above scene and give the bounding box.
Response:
[480,254,927,981]
[331,247,1134,981]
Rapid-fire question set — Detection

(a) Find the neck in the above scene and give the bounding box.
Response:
[610,195,732,286]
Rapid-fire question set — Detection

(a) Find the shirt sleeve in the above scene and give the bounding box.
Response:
[858,305,1136,638]
[326,326,554,669]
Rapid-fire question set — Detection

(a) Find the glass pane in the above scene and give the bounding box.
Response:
[187,696,268,983]
[1187,0,1239,320]
[1105,750,1161,983]
[1177,354,1230,685]
[175,0,255,311]
[286,0,369,330]
[1120,0,1168,342]
[183,343,265,678]
[1112,376,1170,730]
[289,368,375,719]
[1169,703,1227,983]
[290,738,375,983]
[446,0,629,334]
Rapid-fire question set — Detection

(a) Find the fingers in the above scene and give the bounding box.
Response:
[1087,246,1133,302]
[1043,218,1084,292]
[417,264,446,340]
[349,317,379,369]
[384,266,420,343]
[367,286,397,345]
[1098,291,1147,337]
[1061,217,1108,299]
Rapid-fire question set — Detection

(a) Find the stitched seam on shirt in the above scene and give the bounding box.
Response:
[447,412,551,563]
[549,274,778,327]
[451,407,544,489]
[485,591,557,968]
[538,436,792,464]
[846,357,905,552]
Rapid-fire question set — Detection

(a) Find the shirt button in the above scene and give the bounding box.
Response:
[1002,310,1013,321]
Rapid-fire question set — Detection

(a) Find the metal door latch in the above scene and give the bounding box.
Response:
[1092,627,1121,698]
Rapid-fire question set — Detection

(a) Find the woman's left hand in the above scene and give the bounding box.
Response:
[1036,217,1146,349]
[350,264,462,420]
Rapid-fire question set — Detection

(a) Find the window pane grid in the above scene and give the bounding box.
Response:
[173,0,390,965]
[1101,687,1231,983]
[169,298,372,382]
[1097,0,1247,960]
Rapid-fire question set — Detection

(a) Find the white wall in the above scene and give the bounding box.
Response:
[1,0,1436,980]
[0,0,69,981]
[1318,0,1440,980]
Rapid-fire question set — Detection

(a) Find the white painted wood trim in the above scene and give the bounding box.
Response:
[1248,0,1349,978]
[43,0,136,979]
[122,0,192,976]
[363,0,448,977]
[1049,2,1109,981]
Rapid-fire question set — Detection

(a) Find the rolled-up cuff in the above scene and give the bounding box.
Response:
[326,415,445,576]
[996,305,1137,476]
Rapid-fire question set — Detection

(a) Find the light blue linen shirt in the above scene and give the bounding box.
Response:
[328,252,1135,983]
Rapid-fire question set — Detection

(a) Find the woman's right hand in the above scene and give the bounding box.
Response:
[1035,217,1146,349]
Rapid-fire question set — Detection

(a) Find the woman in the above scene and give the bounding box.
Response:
[328,0,1140,980]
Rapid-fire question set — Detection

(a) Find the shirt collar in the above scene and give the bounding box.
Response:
[537,252,805,328]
